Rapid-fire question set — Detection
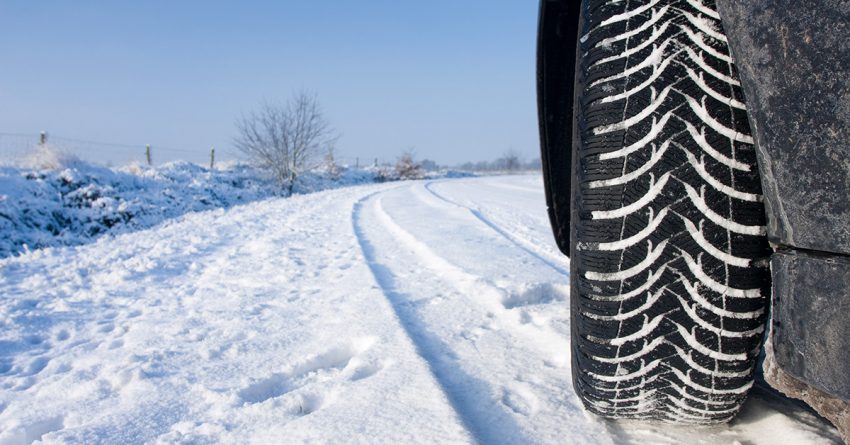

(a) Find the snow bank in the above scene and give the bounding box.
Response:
[0,158,473,259]
[0,161,275,259]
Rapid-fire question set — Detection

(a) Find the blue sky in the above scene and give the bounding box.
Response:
[0,1,539,166]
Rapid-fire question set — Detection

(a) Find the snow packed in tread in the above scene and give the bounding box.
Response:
[571,0,772,423]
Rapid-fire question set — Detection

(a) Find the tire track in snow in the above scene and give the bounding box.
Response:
[370,192,570,357]
[422,181,569,277]
[356,186,621,444]
[352,192,531,445]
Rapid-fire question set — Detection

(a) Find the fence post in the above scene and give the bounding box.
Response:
[39,131,47,146]
[210,147,215,169]
[145,144,152,166]
[374,158,378,167]
[355,157,359,168]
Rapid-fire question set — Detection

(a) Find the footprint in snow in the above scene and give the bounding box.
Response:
[24,335,45,346]
[102,311,119,320]
[0,415,64,444]
[348,358,389,382]
[501,282,568,310]
[23,357,50,376]
[518,310,549,328]
[14,376,37,391]
[237,337,379,408]
[237,372,294,404]
[501,382,540,416]
[126,309,143,318]
[291,391,333,416]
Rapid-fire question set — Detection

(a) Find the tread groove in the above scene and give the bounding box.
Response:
[569,0,771,423]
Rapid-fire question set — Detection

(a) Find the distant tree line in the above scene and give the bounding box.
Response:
[384,152,542,174]
[387,151,542,173]
[454,151,542,172]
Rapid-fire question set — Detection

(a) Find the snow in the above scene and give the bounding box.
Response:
[0,175,842,444]
[0,157,467,259]
[0,161,274,259]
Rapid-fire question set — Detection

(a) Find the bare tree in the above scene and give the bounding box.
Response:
[395,150,424,180]
[499,150,521,172]
[323,146,342,180]
[234,92,337,193]
[419,159,439,171]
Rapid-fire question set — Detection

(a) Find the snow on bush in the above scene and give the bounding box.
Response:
[0,161,276,258]
[0,157,473,259]
[395,151,424,180]
[17,144,83,170]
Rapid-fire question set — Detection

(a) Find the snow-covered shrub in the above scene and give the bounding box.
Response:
[19,144,82,170]
[322,149,342,180]
[0,161,277,258]
[395,151,423,180]
[374,166,396,183]
[0,155,472,258]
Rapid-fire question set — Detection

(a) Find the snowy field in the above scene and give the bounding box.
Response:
[0,175,841,444]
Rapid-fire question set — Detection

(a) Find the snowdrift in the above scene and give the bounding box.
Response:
[0,159,462,259]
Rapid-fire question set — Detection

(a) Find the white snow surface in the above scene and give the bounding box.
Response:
[0,175,841,444]
[0,159,462,259]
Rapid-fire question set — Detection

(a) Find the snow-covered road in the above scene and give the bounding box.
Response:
[0,176,840,444]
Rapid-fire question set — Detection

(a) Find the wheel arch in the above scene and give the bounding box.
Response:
[537,0,581,255]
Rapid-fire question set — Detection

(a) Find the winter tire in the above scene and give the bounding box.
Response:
[540,0,772,423]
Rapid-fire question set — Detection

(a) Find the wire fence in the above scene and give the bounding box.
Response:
[0,131,226,167]
[0,131,480,174]
[0,132,379,169]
